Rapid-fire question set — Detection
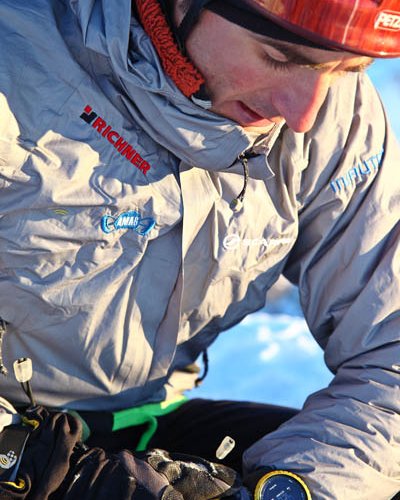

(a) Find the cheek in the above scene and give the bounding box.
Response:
[186,13,270,98]
[209,57,271,99]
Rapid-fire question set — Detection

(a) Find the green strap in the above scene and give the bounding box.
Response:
[70,396,188,451]
[112,395,188,451]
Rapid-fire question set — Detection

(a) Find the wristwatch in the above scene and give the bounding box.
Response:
[254,470,311,500]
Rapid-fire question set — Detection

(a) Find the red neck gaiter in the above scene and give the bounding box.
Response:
[135,0,205,97]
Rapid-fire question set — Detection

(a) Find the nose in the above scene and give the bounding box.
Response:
[272,71,333,133]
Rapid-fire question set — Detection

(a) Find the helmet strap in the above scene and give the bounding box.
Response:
[175,0,211,48]
[206,0,337,50]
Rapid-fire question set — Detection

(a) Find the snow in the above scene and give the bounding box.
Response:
[194,281,333,409]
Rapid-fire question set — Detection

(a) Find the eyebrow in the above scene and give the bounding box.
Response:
[259,38,374,73]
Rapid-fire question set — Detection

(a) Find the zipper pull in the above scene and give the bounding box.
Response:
[13,358,36,407]
[230,153,249,212]
[216,436,236,460]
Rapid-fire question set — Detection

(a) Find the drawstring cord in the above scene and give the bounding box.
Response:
[230,154,249,212]
[195,350,209,386]
[0,318,8,376]
[0,320,36,404]
[229,123,281,212]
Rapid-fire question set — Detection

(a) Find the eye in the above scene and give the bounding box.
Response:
[263,53,292,72]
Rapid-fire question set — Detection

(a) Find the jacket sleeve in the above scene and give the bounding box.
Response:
[243,73,400,499]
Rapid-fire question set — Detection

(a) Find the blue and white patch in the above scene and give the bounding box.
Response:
[101,211,155,235]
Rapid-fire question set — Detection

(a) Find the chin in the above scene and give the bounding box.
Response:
[242,124,277,134]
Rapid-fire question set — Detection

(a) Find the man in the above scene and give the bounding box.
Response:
[0,0,399,498]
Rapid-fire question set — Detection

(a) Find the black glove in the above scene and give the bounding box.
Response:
[0,406,245,500]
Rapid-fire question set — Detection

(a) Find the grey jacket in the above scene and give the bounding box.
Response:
[0,0,399,498]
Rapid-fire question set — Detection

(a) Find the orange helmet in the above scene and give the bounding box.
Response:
[177,0,400,57]
[249,0,400,57]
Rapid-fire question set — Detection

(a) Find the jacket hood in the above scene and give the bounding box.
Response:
[68,0,277,173]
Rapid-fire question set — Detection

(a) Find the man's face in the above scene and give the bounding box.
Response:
[181,8,373,133]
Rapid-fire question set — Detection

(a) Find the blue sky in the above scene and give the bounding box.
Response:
[369,59,400,138]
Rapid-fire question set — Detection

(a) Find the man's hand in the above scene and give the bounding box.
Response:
[120,448,245,499]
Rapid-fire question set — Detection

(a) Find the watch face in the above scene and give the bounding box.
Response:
[259,474,308,500]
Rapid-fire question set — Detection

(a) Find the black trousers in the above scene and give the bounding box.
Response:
[85,398,298,472]
[83,398,400,498]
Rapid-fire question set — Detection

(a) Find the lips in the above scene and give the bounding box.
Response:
[239,102,264,120]
[236,101,274,127]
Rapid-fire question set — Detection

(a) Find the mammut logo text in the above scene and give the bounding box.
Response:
[80,105,151,175]
[374,11,400,31]
[101,210,155,235]
[330,149,384,194]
